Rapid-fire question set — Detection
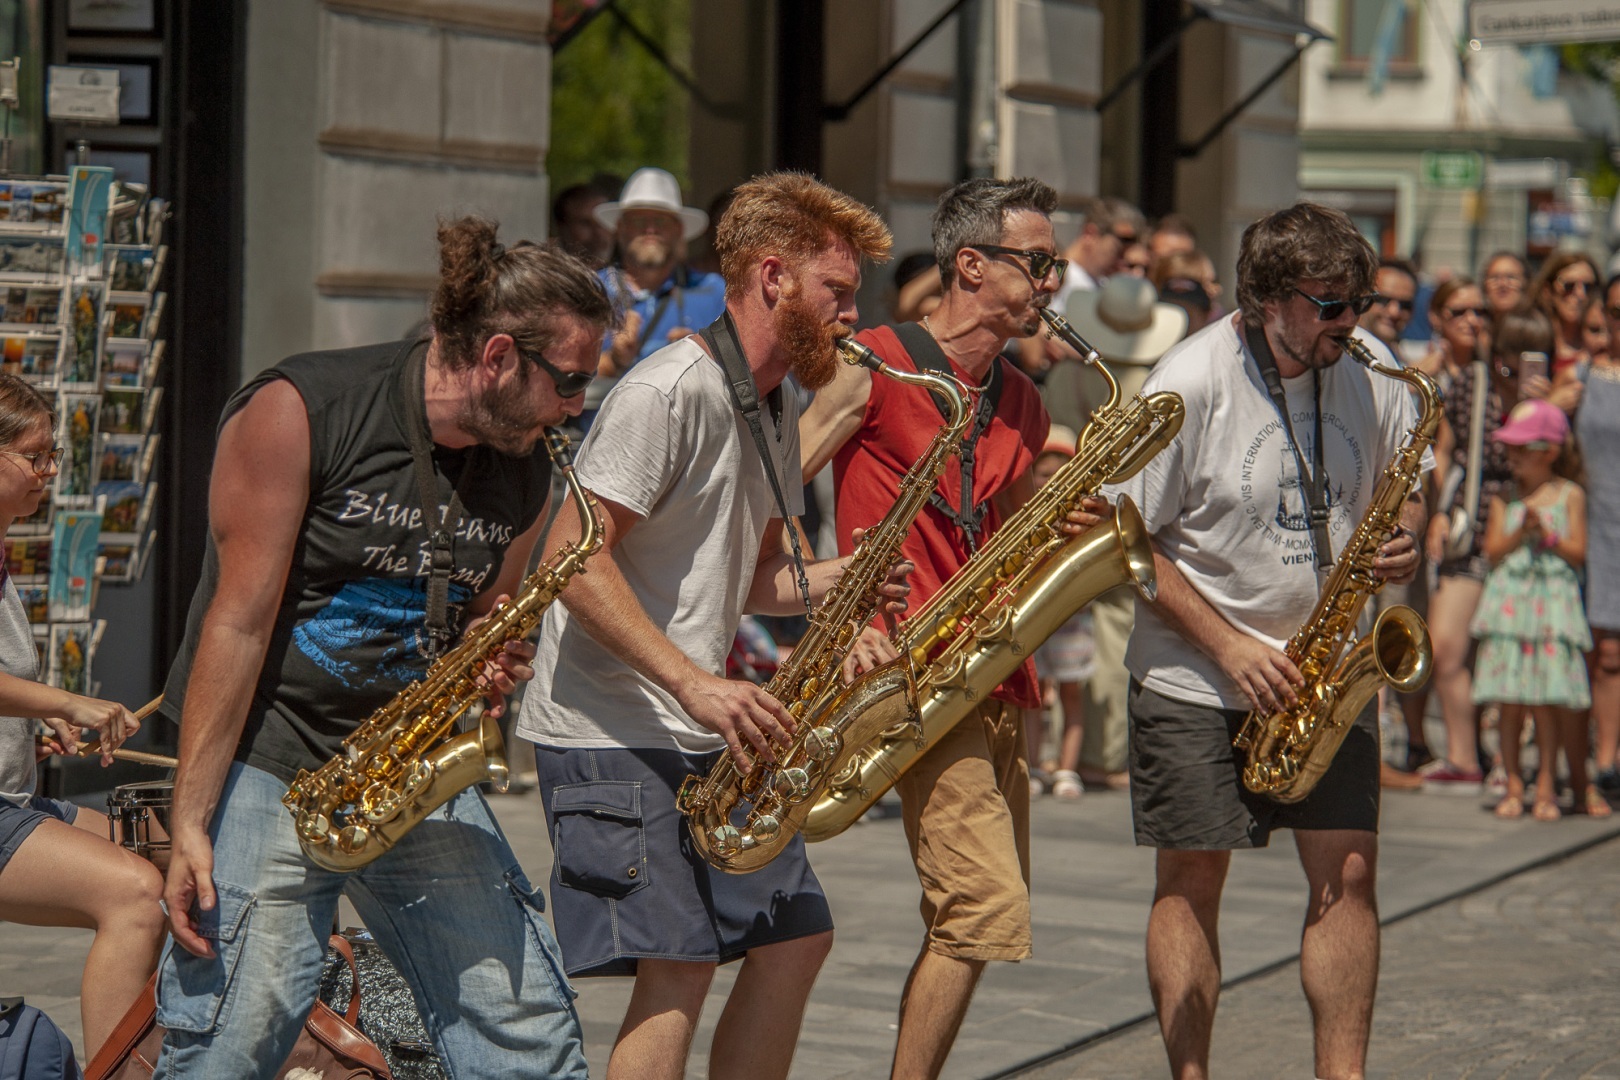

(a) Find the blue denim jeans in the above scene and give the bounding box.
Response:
[153,762,586,1079]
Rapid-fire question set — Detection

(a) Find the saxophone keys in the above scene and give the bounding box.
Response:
[750,814,781,841]
[775,767,813,802]
[338,823,371,855]
[803,726,843,761]
[710,824,743,855]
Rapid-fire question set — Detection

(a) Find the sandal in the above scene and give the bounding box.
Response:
[1051,770,1083,801]
[1583,787,1613,819]
[1532,799,1562,823]
[1493,796,1524,819]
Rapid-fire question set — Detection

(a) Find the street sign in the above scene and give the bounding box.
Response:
[1421,150,1484,190]
[1485,158,1564,191]
[1470,0,1620,46]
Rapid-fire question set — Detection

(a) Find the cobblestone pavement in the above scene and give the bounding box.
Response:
[6,773,1617,1077]
[1020,834,1620,1079]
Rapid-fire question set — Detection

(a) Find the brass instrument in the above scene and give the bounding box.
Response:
[802,308,1185,840]
[284,429,601,871]
[677,338,974,873]
[1233,335,1440,802]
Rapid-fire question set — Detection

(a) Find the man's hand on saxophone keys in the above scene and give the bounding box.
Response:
[1059,495,1111,536]
[466,593,539,719]
[677,669,798,774]
[1214,630,1304,715]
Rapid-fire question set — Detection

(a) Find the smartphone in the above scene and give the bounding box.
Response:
[1519,351,1548,383]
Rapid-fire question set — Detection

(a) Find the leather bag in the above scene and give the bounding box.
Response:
[84,935,393,1080]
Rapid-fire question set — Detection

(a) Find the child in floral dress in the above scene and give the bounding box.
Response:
[1472,400,1605,820]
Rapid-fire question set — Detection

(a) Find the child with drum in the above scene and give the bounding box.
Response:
[0,373,165,1059]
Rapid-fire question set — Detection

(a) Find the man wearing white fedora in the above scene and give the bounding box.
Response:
[587,167,728,427]
[1046,275,1187,790]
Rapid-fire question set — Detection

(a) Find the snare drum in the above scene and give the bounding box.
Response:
[109,779,173,870]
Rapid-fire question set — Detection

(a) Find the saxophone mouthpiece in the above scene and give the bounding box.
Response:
[836,337,885,373]
[543,427,577,468]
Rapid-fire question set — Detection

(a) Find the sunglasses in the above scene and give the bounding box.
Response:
[1444,306,1489,320]
[518,348,593,398]
[970,245,1069,285]
[0,446,62,476]
[1293,288,1376,321]
[1553,278,1592,297]
[1376,294,1415,313]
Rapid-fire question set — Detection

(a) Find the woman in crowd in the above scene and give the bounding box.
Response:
[1529,251,1600,375]
[0,373,165,1058]
[1582,276,1620,798]
[1417,278,1488,387]
[1423,308,1556,788]
[1481,251,1529,323]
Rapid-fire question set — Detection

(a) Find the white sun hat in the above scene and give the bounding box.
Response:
[1062,275,1188,365]
[593,167,709,240]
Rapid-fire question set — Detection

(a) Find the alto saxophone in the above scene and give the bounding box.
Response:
[802,308,1185,841]
[1232,335,1440,802]
[677,338,974,873]
[284,429,602,871]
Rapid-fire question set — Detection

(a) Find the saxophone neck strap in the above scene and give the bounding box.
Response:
[401,341,469,660]
[700,311,813,618]
[893,320,1002,554]
[1243,321,1333,570]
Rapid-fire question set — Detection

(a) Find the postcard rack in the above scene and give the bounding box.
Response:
[0,165,166,693]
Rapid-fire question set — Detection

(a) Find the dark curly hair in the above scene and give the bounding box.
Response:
[1236,202,1377,327]
[430,215,616,371]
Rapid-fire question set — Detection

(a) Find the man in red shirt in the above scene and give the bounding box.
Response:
[801,176,1103,1079]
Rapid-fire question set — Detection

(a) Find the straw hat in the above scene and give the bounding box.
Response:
[593,168,709,240]
[1061,275,1188,365]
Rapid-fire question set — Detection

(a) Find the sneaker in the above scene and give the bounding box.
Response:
[1419,759,1485,793]
[1051,770,1083,801]
[1595,767,1620,795]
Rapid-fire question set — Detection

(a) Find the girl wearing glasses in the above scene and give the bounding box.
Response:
[1418,278,1486,389]
[1529,251,1600,376]
[0,373,165,1059]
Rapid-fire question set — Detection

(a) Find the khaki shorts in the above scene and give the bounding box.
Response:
[896,699,1032,961]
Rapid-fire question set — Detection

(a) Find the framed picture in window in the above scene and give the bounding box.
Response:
[67,0,158,34]
[65,57,157,124]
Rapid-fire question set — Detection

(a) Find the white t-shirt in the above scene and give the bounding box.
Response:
[516,336,805,752]
[0,575,41,806]
[1104,316,1430,711]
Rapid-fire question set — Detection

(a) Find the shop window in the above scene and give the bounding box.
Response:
[1336,0,1420,75]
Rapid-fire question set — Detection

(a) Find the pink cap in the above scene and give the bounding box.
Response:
[1492,398,1569,447]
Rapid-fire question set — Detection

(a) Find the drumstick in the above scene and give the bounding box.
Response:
[36,694,176,768]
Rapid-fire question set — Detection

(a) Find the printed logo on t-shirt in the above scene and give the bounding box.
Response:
[1239,408,1366,566]
[291,577,472,690]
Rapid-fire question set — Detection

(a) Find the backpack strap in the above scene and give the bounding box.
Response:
[891,322,1003,553]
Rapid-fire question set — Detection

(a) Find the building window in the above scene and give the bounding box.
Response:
[1339,0,1419,71]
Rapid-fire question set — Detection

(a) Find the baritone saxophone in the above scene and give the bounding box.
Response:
[676,337,975,873]
[801,308,1185,841]
[284,429,601,871]
[1232,335,1440,802]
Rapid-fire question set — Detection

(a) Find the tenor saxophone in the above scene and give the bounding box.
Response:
[284,429,601,871]
[677,338,974,873]
[801,308,1185,841]
[1232,335,1440,802]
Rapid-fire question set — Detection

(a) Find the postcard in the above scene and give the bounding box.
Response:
[66,166,113,280]
[95,480,142,535]
[100,339,145,389]
[0,285,62,328]
[97,432,141,483]
[0,333,61,386]
[63,282,102,386]
[99,387,143,434]
[0,181,67,229]
[5,535,49,578]
[0,232,66,281]
[57,392,100,496]
[48,505,102,621]
[105,244,156,292]
[16,583,48,624]
[48,622,92,694]
[107,292,148,338]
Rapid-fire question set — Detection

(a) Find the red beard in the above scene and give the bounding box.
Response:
[777,292,842,391]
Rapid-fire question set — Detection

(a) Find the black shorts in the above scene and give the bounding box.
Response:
[534,745,834,978]
[1127,680,1380,850]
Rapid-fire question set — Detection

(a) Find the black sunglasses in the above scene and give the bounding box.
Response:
[1294,288,1377,321]
[1553,278,1592,297]
[519,348,593,398]
[1444,306,1489,320]
[1375,294,1414,313]
[970,245,1069,285]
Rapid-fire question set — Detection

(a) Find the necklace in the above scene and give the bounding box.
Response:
[922,314,937,339]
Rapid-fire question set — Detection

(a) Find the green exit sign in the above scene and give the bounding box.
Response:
[1422,150,1484,190]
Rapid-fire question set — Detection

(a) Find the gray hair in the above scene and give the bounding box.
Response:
[932,177,1059,287]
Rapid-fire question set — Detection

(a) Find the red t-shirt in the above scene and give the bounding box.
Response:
[832,324,1050,708]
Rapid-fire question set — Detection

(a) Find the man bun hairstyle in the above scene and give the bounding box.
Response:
[0,372,54,448]
[932,177,1059,287]
[716,172,892,299]
[1236,202,1377,327]
[431,215,616,371]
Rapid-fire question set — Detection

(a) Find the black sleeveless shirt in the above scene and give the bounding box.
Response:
[161,339,552,784]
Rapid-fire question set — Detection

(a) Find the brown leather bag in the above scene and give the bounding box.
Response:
[85,934,394,1080]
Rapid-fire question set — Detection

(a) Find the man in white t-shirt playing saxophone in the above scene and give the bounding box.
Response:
[1105,203,1428,1080]
[516,173,909,1080]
